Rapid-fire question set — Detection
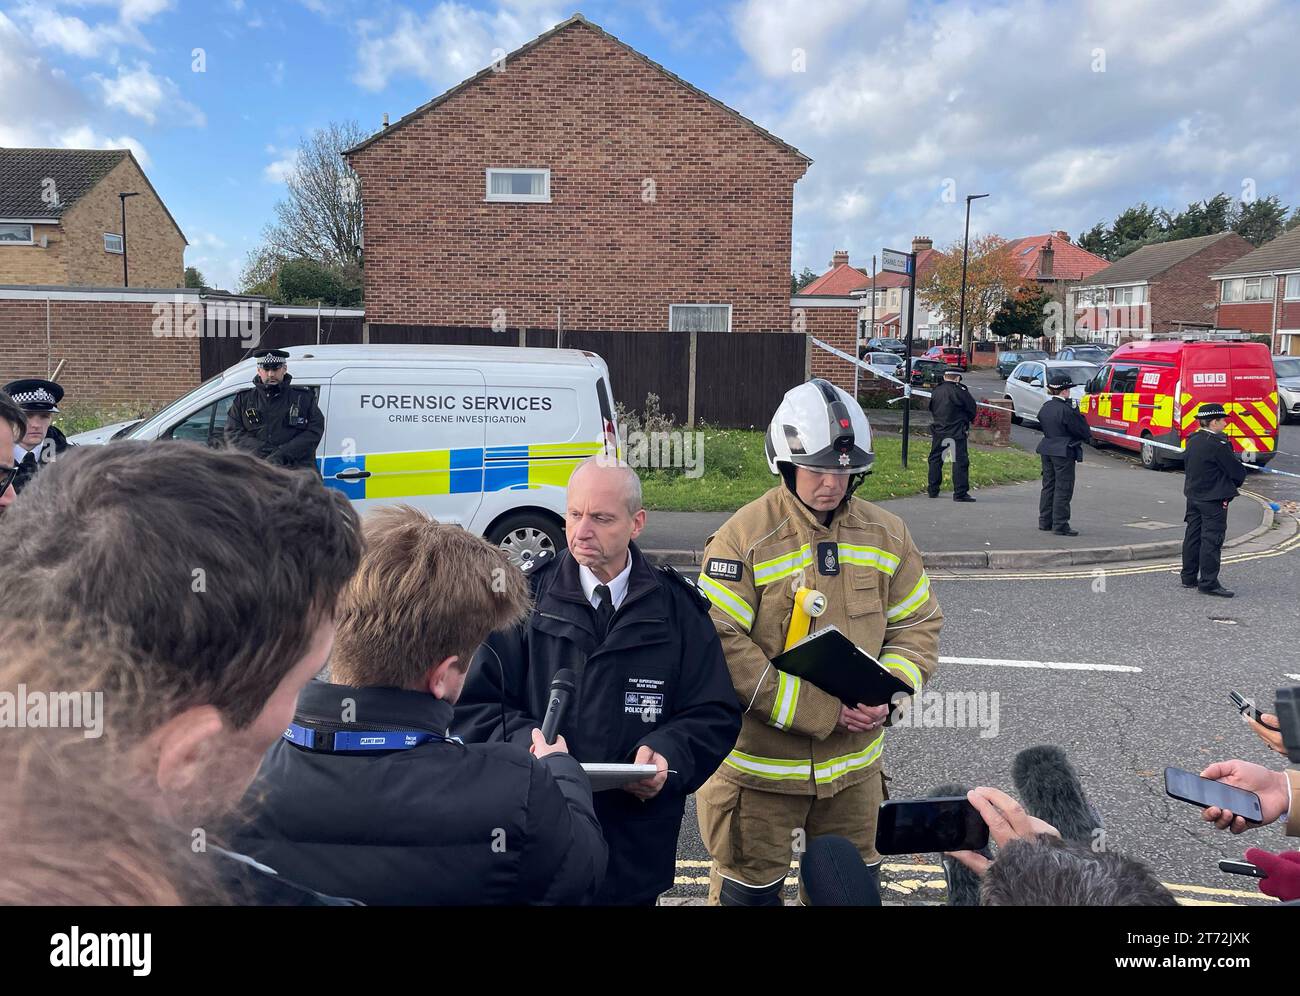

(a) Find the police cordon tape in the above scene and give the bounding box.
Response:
[809,336,1300,481]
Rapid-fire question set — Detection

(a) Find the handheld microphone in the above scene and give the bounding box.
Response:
[800,835,881,906]
[540,668,576,745]
[1012,745,1103,846]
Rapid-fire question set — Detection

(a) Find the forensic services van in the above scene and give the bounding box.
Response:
[84,344,619,566]
[1078,333,1279,469]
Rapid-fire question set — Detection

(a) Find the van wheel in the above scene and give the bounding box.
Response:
[1140,433,1164,470]
[488,513,566,570]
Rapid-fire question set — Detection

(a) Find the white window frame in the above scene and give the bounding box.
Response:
[1221,278,1242,303]
[0,222,34,245]
[103,233,124,254]
[484,168,551,203]
[1285,274,1300,300]
[669,304,732,333]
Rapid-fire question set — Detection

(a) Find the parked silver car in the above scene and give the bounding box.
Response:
[1003,359,1098,425]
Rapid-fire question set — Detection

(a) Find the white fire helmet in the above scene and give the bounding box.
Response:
[765,379,874,476]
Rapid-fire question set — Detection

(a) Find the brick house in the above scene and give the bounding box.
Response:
[0,148,186,289]
[1210,226,1300,355]
[794,238,944,391]
[1069,232,1254,344]
[345,14,810,335]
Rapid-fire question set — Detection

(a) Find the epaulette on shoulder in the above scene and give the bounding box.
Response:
[659,565,711,614]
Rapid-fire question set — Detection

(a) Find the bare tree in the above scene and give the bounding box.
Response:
[241,120,366,292]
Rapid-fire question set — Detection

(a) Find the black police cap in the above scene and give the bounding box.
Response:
[3,378,64,412]
[1196,402,1229,421]
[254,348,290,369]
[1047,371,1075,390]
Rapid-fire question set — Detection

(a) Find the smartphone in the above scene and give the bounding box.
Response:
[875,797,989,855]
[1164,767,1263,823]
[1218,860,1267,879]
[1230,691,1280,731]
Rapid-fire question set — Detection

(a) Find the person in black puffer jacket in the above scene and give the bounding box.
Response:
[235,506,607,905]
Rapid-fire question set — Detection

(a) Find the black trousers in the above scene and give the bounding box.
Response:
[1038,455,1077,530]
[927,431,970,498]
[1182,498,1230,589]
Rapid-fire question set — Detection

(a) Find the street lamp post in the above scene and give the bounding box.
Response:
[118,192,140,287]
[957,192,989,359]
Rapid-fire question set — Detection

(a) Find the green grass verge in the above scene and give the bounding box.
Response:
[48,402,151,438]
[638,429,1040,512]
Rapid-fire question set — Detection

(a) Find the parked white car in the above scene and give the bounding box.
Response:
[863,351,905,379]
[1003,359,1098,425]
[1274,355,1300,424]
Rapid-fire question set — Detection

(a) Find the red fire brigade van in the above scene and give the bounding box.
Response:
[1079,334,1279,470]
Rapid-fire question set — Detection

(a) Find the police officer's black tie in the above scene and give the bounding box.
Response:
[594,584,615,639]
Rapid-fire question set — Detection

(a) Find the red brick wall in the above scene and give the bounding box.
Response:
[0,298,200,412]
[1217,301,1275,334]
[350,21,807,332]
[1150,234,1253,331]
[801,306,858,393]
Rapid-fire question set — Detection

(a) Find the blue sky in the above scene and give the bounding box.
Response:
[4,0,1298,292]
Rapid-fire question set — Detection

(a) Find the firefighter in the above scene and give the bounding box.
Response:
[695,378,943,905]
[1181,402,1247,598]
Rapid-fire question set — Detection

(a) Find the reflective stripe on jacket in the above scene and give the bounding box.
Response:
[699,485,942,798]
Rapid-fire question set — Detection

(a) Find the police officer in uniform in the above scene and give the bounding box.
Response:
[1036,371,1092,537]
[225,349,324,470]
[3,378,70,494]
[455,457,741,906]
[927,369,978,501]
[1181,403,1247,598]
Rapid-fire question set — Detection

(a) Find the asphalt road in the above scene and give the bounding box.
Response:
[663,371,1300,905]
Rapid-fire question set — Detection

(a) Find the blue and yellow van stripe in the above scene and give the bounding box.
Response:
[319,441,605,501]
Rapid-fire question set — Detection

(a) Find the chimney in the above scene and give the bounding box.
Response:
[911,235,933,253]
[831,250,850,267]
[382,113,389,128]
[1054,230,1069,243]
[1039,238,1055,278]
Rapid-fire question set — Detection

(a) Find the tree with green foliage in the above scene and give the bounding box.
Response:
[240,120,365,303]
[989,283,1051,341]
[276,258,363,307]
[1077,222,1111,259]
[1234,195,1291,246]
[183,266,206,289]
[1163,193,1234,241]
[791,267,819,295]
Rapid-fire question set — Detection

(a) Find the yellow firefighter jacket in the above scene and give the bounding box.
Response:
[697,484,942,798]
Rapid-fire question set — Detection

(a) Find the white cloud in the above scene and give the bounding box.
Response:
[263,148,299,183]
[0,11,150,164]
[723,0,1300,274]
[12,1,150,58]
[352,1,566,92]
[57,124,151,167]
[92,61,204,126]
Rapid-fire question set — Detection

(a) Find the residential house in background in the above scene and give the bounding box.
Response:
[1006,231,1109,288]
[345,14,810,335]
[1210,226,1300,355]
[1070,232,1254,344]
[796,237,945,340]
[0,148,186,288]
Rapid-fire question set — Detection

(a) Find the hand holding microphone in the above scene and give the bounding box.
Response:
[531,668,576,757]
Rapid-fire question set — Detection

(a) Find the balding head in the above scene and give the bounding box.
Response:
[565,457,646,581]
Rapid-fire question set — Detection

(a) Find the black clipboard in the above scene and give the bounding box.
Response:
[772,625,914,707]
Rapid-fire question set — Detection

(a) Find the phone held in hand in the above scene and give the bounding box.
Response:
[1164,766,1263,824]
[1230,691,1279,731]
[1218,859,1266,878]
[875,797,990,855]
